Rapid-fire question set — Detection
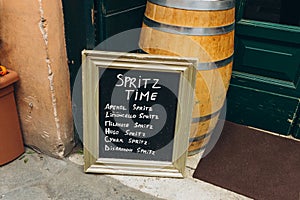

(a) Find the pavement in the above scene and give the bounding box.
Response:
[0,147,251,200]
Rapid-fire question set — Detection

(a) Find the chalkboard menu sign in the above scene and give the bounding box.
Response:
[82,50,196,178]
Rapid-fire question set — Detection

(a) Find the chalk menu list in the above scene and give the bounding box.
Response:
[99,67,180,162]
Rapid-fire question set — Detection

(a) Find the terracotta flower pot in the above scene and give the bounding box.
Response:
[0,69,24,165]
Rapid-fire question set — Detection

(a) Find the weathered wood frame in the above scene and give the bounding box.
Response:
[82,50,197,178]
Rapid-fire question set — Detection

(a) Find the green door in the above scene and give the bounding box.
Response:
[95,0,146,44]
[227,0,300,138]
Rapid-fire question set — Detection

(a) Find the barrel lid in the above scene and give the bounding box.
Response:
[0,70,19,89]
[148,0,235,11]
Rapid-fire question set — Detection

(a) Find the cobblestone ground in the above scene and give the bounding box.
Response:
[0,149,162,200]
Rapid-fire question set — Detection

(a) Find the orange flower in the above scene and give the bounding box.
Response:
[0,66,8,76]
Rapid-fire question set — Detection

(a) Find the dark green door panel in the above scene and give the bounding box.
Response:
[242,0,300,27]
[293,130,300,139]
[234,29,300,96]
[101,0,146,15]
[291,105,300,138]
[98,6,146,42]
[62,0,96,142]
[230,71,299,99]
[227,84,299,135]
[228,0,300,137]
[236,37,300,83]
[62,0,95,87]
[236,20,300,44]
[96,0,146,44]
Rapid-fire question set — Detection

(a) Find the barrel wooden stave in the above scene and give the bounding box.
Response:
[139,1,234,155]
[193,62,232,117]
[140,25,234,62]
[188,134,212,156]
[190,114,219,138]
[145,2,235,27]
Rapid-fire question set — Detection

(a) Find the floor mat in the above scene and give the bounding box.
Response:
[193,121,300,200]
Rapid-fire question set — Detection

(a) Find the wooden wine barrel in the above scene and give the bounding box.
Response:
[139,0,235,155]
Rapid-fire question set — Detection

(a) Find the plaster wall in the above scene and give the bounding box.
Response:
[0,0,74,157]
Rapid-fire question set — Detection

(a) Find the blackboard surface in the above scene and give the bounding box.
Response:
[83,50,196,177]
[99,67,180,162]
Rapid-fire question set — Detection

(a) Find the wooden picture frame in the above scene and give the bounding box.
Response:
[82,50,197,178]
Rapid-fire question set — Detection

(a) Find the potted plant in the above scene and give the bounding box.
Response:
[0,66,24,165]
